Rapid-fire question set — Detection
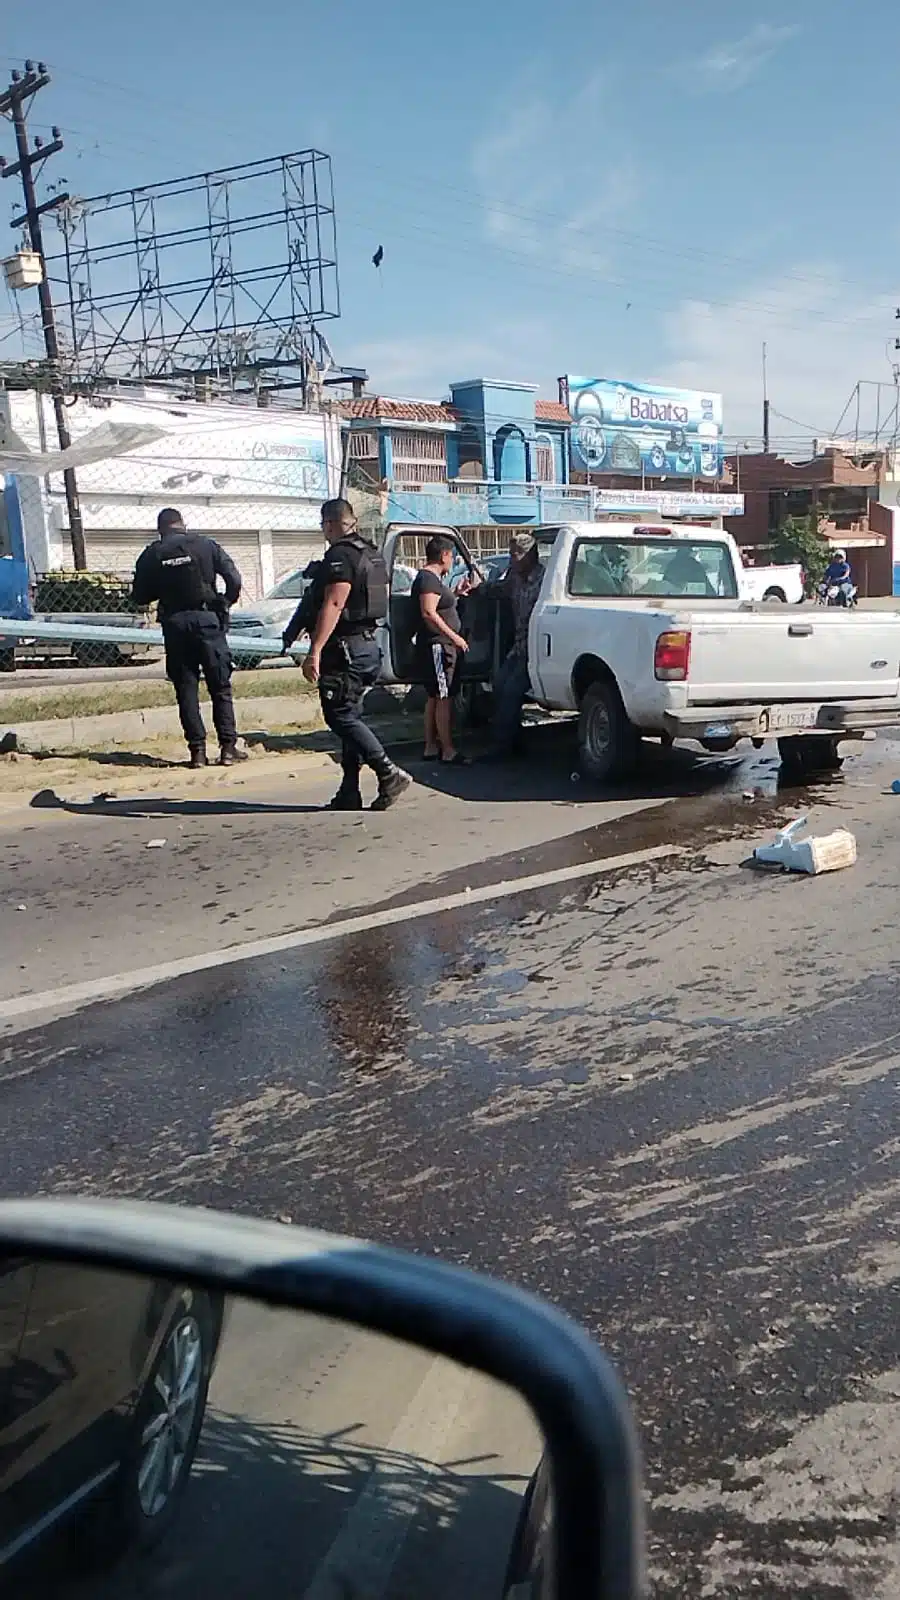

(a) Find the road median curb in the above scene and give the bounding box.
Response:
[0,694,322,753]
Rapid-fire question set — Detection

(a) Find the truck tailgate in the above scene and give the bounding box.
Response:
[687,610,900,702]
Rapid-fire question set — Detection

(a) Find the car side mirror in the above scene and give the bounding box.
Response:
[0,1198,645,1598]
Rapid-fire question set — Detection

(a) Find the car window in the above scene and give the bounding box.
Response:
[484,555,509,579]
[568,538,738,599]
[267,571,309,601]
[391,565,414,594]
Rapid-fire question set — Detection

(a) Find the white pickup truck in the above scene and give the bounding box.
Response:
[382,521,900,780]
[738,558,805,605]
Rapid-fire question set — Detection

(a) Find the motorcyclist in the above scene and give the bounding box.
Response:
[819,549,855,606]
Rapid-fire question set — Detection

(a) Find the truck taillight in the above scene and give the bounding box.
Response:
[655,630,691,680]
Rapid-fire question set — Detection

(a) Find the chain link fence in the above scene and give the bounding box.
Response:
[5,423,529,673]
[26,570,155,667]
[6,424,334,665]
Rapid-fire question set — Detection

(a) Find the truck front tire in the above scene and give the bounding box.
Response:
[578,679,639,782]
[456,681,492,729]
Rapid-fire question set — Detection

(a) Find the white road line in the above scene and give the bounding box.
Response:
[0,843,676,1025]
[301,1355,475,1600]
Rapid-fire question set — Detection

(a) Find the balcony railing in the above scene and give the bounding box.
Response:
[386,479,594,527]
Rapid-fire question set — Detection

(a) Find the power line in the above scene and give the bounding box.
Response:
[4,59,888,444]
[24,120,889,338]
[4,65,889,347]
[339,212,890,338]
[8,55,892,302]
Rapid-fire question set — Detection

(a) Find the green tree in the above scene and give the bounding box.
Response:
[773,512,831,594]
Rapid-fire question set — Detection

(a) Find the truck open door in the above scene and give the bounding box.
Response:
[381,523,494,686]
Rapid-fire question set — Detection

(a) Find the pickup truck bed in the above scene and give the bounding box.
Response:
[683,607,899,703]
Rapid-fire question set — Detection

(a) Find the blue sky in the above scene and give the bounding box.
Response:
[2,0,898,445]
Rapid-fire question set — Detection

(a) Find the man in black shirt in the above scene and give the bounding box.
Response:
[411,535,469,762]
[131,507,243,768]
[295,498,410,811]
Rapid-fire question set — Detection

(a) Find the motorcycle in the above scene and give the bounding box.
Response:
[817,581,857,608]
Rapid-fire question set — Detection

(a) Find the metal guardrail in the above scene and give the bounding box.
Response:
[0,618,306,658]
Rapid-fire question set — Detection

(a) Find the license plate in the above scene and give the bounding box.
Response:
[767,704,817,731]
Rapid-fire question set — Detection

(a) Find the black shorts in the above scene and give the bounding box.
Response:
[419,638,461,700]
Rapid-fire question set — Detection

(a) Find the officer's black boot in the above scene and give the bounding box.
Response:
[327,784,364,812]
[370,760,411,812]
[219,742,248,767]
[188,743,208,769]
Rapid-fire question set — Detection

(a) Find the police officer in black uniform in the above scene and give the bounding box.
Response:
[132,507,244,768]
[283,497,410,811]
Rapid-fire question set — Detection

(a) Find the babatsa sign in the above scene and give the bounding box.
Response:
[566,377,724,479]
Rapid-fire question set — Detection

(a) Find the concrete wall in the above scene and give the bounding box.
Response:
[726,489,769,546]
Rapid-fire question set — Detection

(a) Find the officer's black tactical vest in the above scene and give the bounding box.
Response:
[155,536,219,614]
[341,537,389,626]
[307,537,389,633]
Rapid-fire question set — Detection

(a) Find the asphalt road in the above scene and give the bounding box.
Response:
[3,725,900,1596]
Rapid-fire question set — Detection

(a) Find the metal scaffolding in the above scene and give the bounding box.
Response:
[44,150,340,395]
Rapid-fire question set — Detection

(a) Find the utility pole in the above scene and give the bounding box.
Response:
[762,341,770,453]
[0,62,86,568]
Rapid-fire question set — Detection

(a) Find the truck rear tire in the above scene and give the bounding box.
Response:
[578,679,639,782]
[778,734,843,774]
[0,648,15,673]
[763,588,787,603]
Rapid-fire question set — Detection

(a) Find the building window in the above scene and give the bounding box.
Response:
[455,425,483,480]
[533,434,555,484]
[346,428,381,488]
[391,428,448,485]
[348,430,376,459]
[494,425,527,483]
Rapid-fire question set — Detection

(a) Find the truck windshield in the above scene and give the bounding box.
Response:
[569,538,738,600]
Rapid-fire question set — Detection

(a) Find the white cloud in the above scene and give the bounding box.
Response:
[470,67,638,271]
[692,23,800,90]
[660,266,896,444]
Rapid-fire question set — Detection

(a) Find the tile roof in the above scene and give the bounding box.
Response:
[340,394,574,426]
[339,396,457,424]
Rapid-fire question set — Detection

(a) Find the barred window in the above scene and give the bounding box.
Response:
[533,434,555,484]
[391,427,448,485]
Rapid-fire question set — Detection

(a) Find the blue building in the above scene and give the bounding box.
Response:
[341,373,746,547]
[341,377,592,541]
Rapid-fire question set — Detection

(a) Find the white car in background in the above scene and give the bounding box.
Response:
[229,562,417,669]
